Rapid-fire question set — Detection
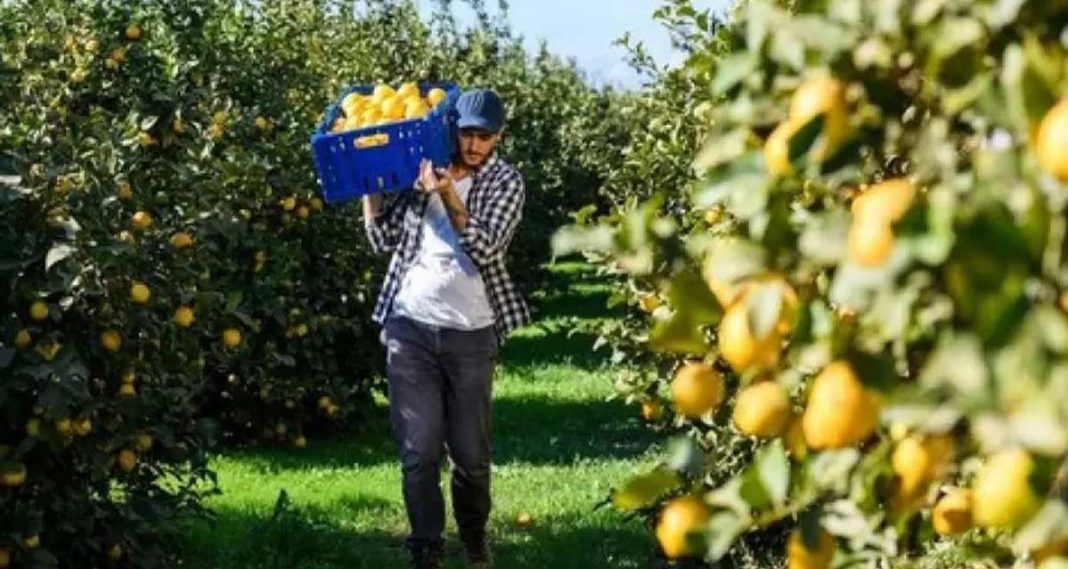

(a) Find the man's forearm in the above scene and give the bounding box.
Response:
[362,194,383,223]
[440,187,470,231]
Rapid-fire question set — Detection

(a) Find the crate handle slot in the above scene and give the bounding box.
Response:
[355,133,390,149]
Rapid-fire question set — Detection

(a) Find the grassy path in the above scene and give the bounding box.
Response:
[184,263,662,568]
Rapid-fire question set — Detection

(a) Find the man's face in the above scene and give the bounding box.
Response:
[458,128,501,168]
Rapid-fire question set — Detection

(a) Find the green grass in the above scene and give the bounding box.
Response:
[183,261,663,568]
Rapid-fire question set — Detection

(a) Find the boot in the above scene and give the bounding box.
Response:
[408,540,445,569]
[463,534,493,568]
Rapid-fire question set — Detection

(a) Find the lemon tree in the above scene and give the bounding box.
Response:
[559,0,1068,566]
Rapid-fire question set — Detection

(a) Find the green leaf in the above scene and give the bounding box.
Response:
[701,239,767,292]
[739,465,772,511]
[872,0,907,33]
[757,440,791,507]
[919,333,990,398]
[912,0,950,27]
[233,310,255,328]
[800,210,849,266]
[756,193,796,261]
[665,436,704,478]
[828,0,862,25]
[1015,500,1068,553]
[225,291,244,312]
[1022,34,1066,93]
[551,224,616,257]
[745,1,775,53]
[37,381,70,414]
[708,477,751,518]
[1010,400,1068,456]
[740,440,791,511]
[18,362,56,381]
[25,549,58,567]
[1001,42,1061,135]
[789,15,855,57]
[944,207,1033,346]
[695,12,710,33]
[828,262,892,313]
[897,190,955,266]
[926,20,986,89]
[769,28,804,71]
[788,115,825,163]
[139,115,160,131]
[610,467,682,512]
[666,269,722,324]
[981,0,1027,30]
[853,37,893,70]
[814,133,865,175]
[569,204,598,225]
[692,128,751,175]
[728,173,772,221]
[882,404,962,434]
[845,350,898,393]
[712,53,758,96]
[649,312,709,355]
[867,276,920,340]
[45,244,74,272]
[943,71,993,114]
[705,511,747,561]
[1001,44,1031,134]
[1035,307,1068,355]
[746,281,784,340]
[930,17,984,61]
[808,449,860,492]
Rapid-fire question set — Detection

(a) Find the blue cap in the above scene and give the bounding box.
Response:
[455,88,505,133]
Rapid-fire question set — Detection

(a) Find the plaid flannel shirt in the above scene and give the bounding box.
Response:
[364,155,531,345]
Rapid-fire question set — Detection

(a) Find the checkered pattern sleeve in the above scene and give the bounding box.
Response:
[363,191,410,254]
[457,171,525,267]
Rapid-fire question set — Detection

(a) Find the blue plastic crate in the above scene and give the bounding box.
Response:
[310,82,460,204]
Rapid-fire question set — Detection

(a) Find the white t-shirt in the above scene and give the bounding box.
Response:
[391,176,496,330]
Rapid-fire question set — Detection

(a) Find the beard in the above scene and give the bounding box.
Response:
[461,152,486,168]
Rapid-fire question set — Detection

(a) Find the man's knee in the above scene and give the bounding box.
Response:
[449,445,491,480]
[401,440,445,476]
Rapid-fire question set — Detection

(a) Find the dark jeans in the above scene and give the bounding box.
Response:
[381,315,498,551]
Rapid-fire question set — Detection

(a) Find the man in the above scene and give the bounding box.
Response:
[362,88,530,569]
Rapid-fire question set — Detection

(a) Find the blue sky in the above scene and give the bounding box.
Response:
[415,0,731,89]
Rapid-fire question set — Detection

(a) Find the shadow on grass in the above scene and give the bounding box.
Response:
[184,495,407,569]
[502,259,627,372]
[501,321,609,372]
[494,396,654,465]
[490,514,661,569]
[530,265,625,323]
[212,422,397,473]
[184,496,662,569]
[210,394,654,473]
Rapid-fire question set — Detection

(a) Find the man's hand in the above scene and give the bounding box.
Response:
[415,159,454,194]
[416,158,471,231]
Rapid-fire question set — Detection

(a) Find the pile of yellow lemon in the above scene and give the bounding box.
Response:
[330,82,447,133]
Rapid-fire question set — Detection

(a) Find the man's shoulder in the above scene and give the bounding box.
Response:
[491,157,519,174]
[485,157,524,188]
